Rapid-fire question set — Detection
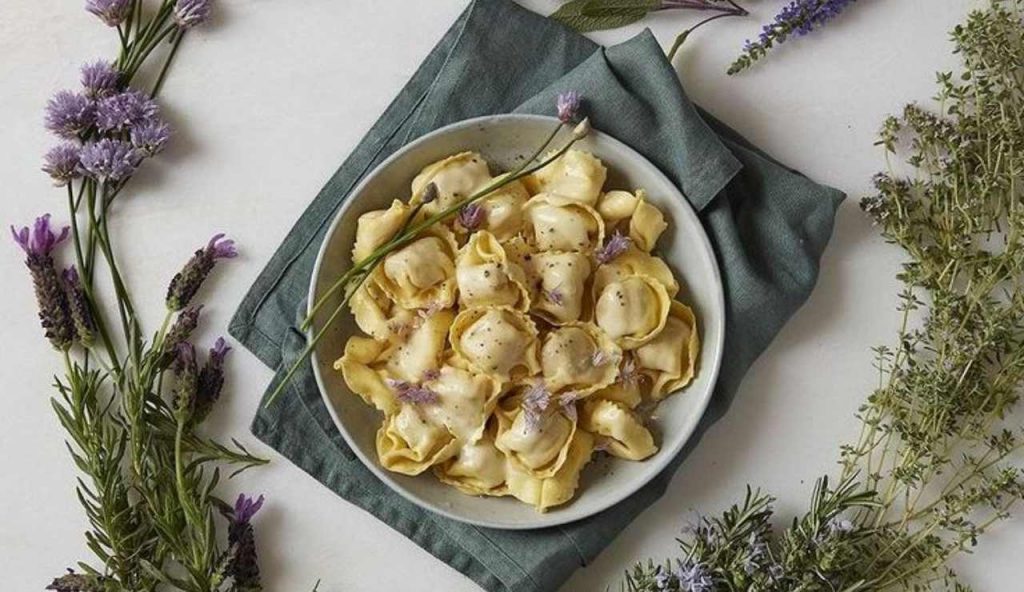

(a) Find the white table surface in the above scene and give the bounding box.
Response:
[2,1,1021,589]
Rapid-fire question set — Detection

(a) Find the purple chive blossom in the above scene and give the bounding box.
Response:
[85,0,131,27]
[130,119,172,157]
[165,234,237,311]
[95,89,159,133]
[521,382,551,432]
[386,378,439,405]
[558,392,579,422]
[595,231,630,264]
[44,90,96,139]
[173,0,213,29]
[674,559,713,592]
[545,287,564,306]
[458,202,485,231]
[79,138,140,183]
[172,342,199,416]
[556,91,582,124]
[80,61,121,98]
[618,357,642,385]
[591,349,610,367]
[12,215,75,349]
[63,266,96,346]
[421,368,440,382]
[42,144,82,186]
[193,337,231,423]
[226,494,264,590]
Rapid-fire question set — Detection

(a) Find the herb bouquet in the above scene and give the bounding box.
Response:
[623,1,1024,590]
[14,1,268,590]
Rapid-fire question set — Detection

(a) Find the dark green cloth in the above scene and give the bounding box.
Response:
[228,1,844,590]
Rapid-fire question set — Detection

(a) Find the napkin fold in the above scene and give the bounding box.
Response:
[229,1,845,591]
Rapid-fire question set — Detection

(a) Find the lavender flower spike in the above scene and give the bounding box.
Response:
[162,304,203,362]
[595,230,630,264]
[173,0,213,28]
[86,0,131,27]
[79,139,140,183]
[226,494,264,590]
[165,234,238,311]
[80,61,121,98]
[193,337,232,423]
[12,215,74,350]
[556,91,582,124]
[172,341,199,417]
[63,266,96,346]
[44,90,96,139]
[42,144,82,187]
[95,89,159,133]
[131,119,172,157]
[458,202,485,231]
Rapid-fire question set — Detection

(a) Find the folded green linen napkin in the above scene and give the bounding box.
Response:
[228,1,845,590]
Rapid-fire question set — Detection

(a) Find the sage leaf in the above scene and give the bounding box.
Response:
[550,0,654,32]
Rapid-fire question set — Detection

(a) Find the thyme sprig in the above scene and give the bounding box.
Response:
[264,116,593,408]
[623,1,1024,590]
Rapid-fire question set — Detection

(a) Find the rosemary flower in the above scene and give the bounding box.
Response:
[457,202,484,231]
[224,494,264,592]
[44,90,95,139]
[165,234,237,311]
[194,337,231,423]
[79,138,140,183]
[172,342,199,418]
[595,230,630,264]
[386,378,438,405]
[63,266,96,346]
[85,0,131,27]
[95,89,159,133]
[42,143,82,186]
[12,215,75,350]
[674,559,713,592]
[130,119,172,157]
[80,61,120,98]
[556,90,582,124]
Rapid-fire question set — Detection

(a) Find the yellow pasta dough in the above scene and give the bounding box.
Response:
[336,148,701,512]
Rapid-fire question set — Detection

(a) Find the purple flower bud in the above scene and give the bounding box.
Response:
[86,0,131,26]
[44,90,96,139]
[42,144,83,187]
[173,0,213,28]
[420,182,439,204]
[556,91,582,124]
[225,494,264,590]
[595,231,630,264]
[386,378,439,405]
[95,89,159,133]
[79,139,140,183]
[63,266,96,346]
[165,234,237,311]
[193,337,231,423]
[130,119,172,157]
[458,202,485,231]
[12,215,74,349]
[80,61,121,98]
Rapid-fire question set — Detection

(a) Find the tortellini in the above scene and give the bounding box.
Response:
[337,148,701,512]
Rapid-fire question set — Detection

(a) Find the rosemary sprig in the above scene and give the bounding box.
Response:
[621,2,1024,590]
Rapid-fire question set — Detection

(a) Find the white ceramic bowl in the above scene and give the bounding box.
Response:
[308,114,725,529]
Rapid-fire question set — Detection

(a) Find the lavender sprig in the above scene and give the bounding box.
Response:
[165,234,238,311]
[193,337,231,423]
[12,215,75,350]
[63,266,96,346]
[729,0,858,75]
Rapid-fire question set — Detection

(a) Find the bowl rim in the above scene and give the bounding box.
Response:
[308,113,726,530]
